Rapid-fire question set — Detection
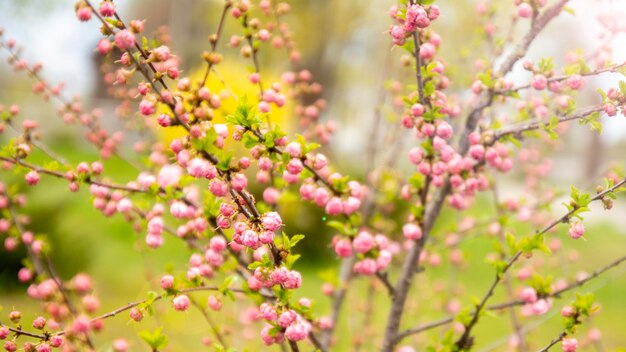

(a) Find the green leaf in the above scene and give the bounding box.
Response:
[619,81,626,97]
[285,254,301,269]
[326,220,349,235]
[537,57,555,74]
[289,234,305,248]
[139,327,169,350]
[505,233,518,254]
[562,6,576,15]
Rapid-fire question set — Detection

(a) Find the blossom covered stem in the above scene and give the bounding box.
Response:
[494,106,604,141]
[497,62,626,94]
[381,3,572,349]
[4,198,96,348]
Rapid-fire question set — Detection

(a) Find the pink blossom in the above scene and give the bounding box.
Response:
[129,307,143,322]
[561,305,575,317]
[278,310,297,327]
[99,1,116,17]
[520,287,538,303]
[402,223,422,240]
[517,3,532,18]
[531,74,548,90]
[76,7,92,21]
[3,341,16,352]
[160,275,174,290]
[207,295,222,311]
[343,197,361,214]
[115,30,136,51]
[287,159,304,174]
[260,324,284,345]
[97,39,112,55]
[49,336,63,348]
[172,295,190,311]
[139,99,156,116]
[353,231,375,253]
[406,4,430,29]
[209,236,227,252]
[283,270,302,289]
[0,326,8,339]
[262,212,283,231]
[561,337,578,352]
[390,25,406,45]
[209,180,229,197]
[285,321,311,341]
[25,171,40,186]
[325,197,344,215]
[567,74,584,90]
[112,339,129,352]
[285,142,302,158]
[354,258,377,275]
[230,173,248,191]
[32,316,46,329]
[568,222,584,239]
[334,238,353,257]
[420,43,436,60]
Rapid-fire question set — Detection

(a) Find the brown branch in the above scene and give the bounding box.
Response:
[494,106,604,141]
[189,297,228,348]
[397,252,626,341]
[492,182,527,352]
[454,251,522,350]
[497,62,626,94]
[537,332,567,352]
[200,1,232,87]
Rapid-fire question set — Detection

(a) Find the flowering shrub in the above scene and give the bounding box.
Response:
[0,0,625,351]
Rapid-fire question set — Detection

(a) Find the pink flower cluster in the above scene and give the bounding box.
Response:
[333,230,398,275]
[388,3,441,45]
[518,287,552,316]
[250,266,302,291]
[259,303,312,344]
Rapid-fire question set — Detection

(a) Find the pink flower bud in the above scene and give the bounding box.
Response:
[325,197,344,216]
[172,294,190,311]
[161,275,174,289]
[402,223,422,240]
[97,39,112,55]
[129,307,143,322]
[334,238,353,258]
[561,337,578,352]
[561,305,575,317]
[531,74,547,90]
[517,3,532,18]
[115,30,136,51]
[25,171,40,186]
[419,43,436,60]
[520,287,538,303]
[262,211,283,231]
[99,1,116,17]
[353,231,375,254]
[568,222,584,239]
[32,316,46,330]
[566,74,584,90]
[76,7,92,21]
[207,295,222,311]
